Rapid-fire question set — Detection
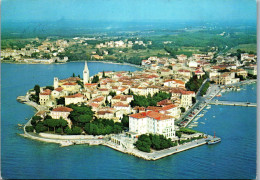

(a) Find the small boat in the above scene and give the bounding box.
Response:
[208,138,221,145]
[17,124,23,127]
[216,94,222,97]
[213,116,215,118]
[201,122,205,124]
[207,132,221,145]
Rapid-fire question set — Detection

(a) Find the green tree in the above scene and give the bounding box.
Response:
[59,118,68,134]
[57,97,65,105]
[71,126,83,135]
[180,107,185,113]
[92,75,99,83]
[113,125,122,134]
[25,126,34,132]
[35,122,48,133]
[32,116,42,121]
[108,91,116,97]
[121,114,129,128]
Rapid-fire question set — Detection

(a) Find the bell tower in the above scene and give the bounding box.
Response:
[83,61,89,84]
[54,77,59,89]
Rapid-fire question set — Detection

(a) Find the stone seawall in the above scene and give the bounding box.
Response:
[39,133,104,140]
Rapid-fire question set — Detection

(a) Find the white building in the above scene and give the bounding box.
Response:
[65,93,84,105]
[50,106,73,127]
[39,89,52,105]
[129,111,175,139]
[83,61,89,84]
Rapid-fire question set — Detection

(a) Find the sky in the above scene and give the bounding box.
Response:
[1,0,257,23]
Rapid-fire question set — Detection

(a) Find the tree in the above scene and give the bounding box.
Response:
[72,73,76,77]
[45,86,54,90]
[71,126,83,135]
[25,126,34,132]
[76,80,84,88]
[78,114,92,126]
[192,97,196,104]
[176,131,182,138]
[180,107,185,113]
[57,97,65,105]
[92,75,99,83]
[108,91,116,97]
[102,71,106,78]
[121,114,129,128]
[59,118,68,134]
[35,122,48,133]
[32,115,42,121]
[113,125,122,134]
[34,85,40,95]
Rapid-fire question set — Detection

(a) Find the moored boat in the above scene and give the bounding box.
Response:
[207,132,221,145]
[207,138,221,144]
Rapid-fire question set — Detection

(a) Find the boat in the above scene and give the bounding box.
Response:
[216,94,222,97]
[200,122,205,124]
[207,132,221,145]
[17,124,23,127]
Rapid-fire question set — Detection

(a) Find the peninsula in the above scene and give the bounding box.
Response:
[17,49,257,160]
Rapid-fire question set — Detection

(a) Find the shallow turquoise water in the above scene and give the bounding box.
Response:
[1,62,256,179]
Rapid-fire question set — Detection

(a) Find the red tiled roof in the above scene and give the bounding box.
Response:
[40,89,52,95]
[92,96,104,102]
[97,110,113,115]
[63,82,77,86]
[173,80,185,85]
[161,104,177,110]
[89,102,100,108]
[66,93,84,98]
[60,77,81,82]
[113,102,129,107]
[182,91,195,95]
[129,111,173,121]
[178,69,190,72]
[55,87,63,92]
[52,106,73,112]
[85,83,98,86]
[157,99,172,106]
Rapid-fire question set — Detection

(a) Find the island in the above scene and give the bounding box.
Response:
[16,49,257,160]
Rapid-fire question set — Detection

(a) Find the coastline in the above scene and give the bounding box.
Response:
[18,94,212,161]
[1,60,143,69]
[16,68,256,161]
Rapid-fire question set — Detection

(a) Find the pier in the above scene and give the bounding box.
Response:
[210,100,256,107]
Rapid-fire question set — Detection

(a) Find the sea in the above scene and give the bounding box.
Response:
[1,62,256,179]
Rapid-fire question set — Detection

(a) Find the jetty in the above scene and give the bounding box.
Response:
[210,100,256,107]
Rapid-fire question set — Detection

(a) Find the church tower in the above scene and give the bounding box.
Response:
[83,61,89,84]
[53,77,59,89]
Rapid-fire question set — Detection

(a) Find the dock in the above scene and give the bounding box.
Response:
[210,100,256,107]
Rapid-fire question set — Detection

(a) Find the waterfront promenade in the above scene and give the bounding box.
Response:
[210,100,257,107]
[177,79,256,127]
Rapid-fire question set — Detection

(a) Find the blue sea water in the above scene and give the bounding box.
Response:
[1,62,256,179]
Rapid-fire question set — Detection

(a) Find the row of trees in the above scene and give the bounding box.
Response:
[130,92,171,107]
[185,75,207,93]
[27,115,70,134]
[67,104,94,128]
[200,81,210,96]
[84,118,123,135]
[135,134,176,153]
